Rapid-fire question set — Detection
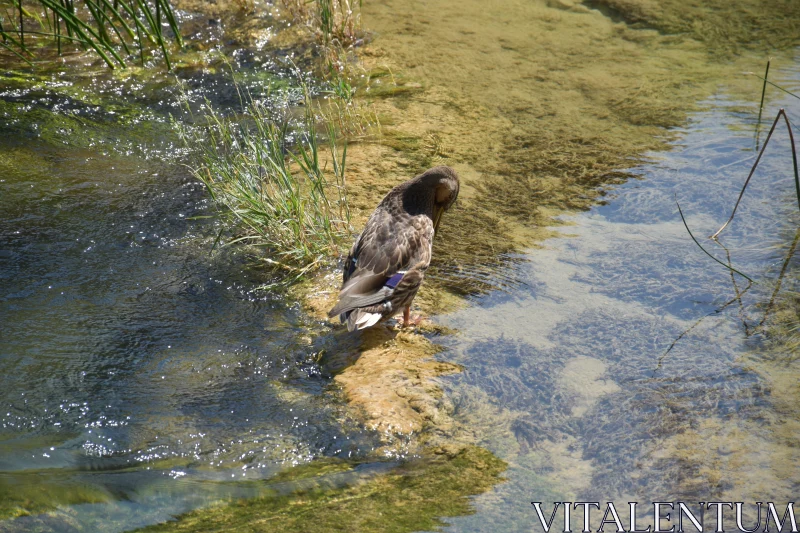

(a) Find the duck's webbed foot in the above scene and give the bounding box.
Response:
[402,306,423,328]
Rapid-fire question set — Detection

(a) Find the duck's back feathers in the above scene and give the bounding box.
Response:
[346,205,434,280]
[327,205,433,326]
[328,166,459,331]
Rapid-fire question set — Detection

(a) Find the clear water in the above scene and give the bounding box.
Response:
[1,3,800,532]
[0,30,384,531]
[436,65,800,532]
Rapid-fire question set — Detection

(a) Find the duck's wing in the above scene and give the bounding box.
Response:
[342,232,361,283]
[344,268,425,331]
[328,208,433,319]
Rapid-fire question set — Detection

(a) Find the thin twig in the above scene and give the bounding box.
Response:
[755,59,770,150]
[714,238,755,333]
[758,60,771,113]
[654,290,747,374]
[712,109,800,238]
[746,73,800,102]
[676,196,754,282]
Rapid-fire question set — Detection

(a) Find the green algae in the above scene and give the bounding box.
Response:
[0,473,115,520]
[265,457,356,484]
[134,445,505,533]
[585,0,800,55]
[0,71,173,153]
[355,0,800,300]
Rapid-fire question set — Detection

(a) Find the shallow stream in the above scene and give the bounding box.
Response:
[437,74,800,531]
[1,0,799,531]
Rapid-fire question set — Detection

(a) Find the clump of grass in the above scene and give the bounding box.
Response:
[278,2,377,142]
[0,0,182,68]
[280,0,361,47]
[180,87,351,283]
[318,54,380,139]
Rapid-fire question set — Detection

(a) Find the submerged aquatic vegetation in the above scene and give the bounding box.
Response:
[585,0,800,55]
[780,290,800,354]
[0,471,115,520]
[668,98,800,361]
[677,108,798,286]
[179,88,351,282]
[0,0,182,68]
[135,446,505,533]
[713,109,799,236]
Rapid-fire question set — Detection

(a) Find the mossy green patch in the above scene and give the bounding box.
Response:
[134,446,506,533]
[0,82,171,152]
[354,0,800,303]
[0,472,115,520]
[266,457,356,484]
[586,0,800,55]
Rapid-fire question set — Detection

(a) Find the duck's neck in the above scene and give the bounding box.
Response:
[401,180,438,218]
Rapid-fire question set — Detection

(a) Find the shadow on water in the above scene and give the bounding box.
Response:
[434,61,800,531]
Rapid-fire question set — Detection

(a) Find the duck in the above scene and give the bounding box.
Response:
[328,166,460,331]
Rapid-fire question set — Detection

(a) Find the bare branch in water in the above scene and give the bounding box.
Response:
[713,109,799,239]
[676,196,754,282]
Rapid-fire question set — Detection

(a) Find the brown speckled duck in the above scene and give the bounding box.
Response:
[328,166,460,331]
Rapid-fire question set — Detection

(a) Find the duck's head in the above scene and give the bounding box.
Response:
[413,166,460,234]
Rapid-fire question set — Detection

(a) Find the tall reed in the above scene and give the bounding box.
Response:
[179,87,350,282]
[0,0,181,68]
[280,0,361,47]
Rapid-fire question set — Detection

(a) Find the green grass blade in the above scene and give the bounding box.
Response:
[96,0,136,39]
[0,37,33,63]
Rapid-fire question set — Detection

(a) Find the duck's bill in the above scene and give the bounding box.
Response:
[433,206,444,234]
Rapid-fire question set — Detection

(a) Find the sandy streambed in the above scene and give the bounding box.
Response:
[298,0,800,453]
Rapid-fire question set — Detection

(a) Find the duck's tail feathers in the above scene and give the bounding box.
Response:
[345,310,383,331]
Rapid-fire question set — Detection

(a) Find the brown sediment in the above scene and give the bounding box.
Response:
[294,0,798,446]
[293,0,800,447]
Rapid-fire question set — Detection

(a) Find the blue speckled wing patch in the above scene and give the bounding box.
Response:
[385,272,404,289]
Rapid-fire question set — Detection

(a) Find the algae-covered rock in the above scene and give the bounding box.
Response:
[326,327,462,438]
[134,445,506,533]
[0,473,114,521]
